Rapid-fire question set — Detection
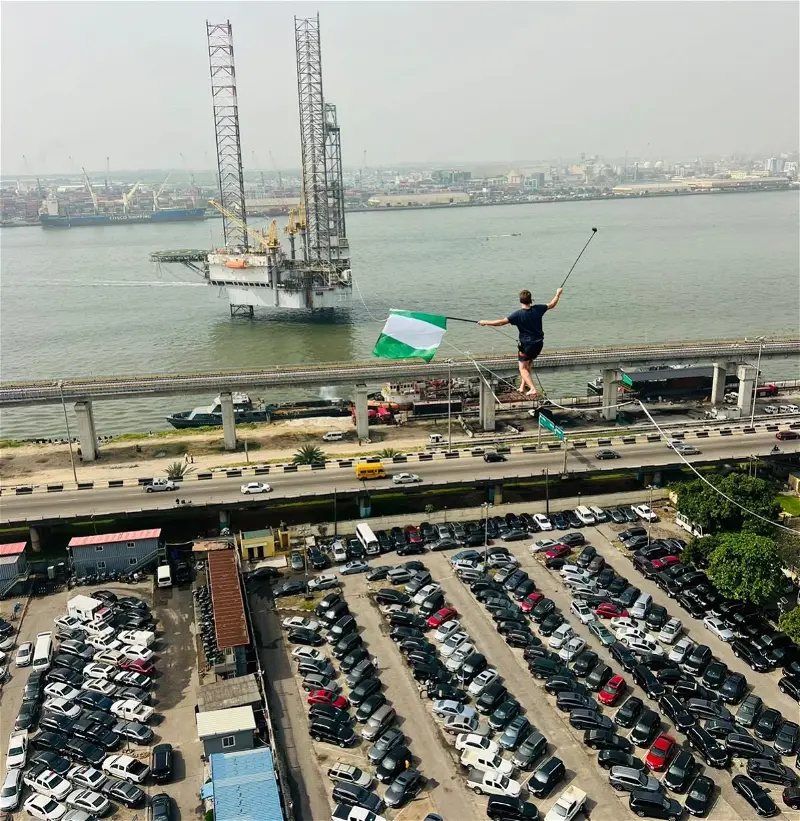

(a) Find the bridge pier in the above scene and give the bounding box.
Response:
[479,377,496,432]
[219,510,231,532]
[74,400,98,462]
[220,392,237,451]
[601,369,622,422]
[29,525,43,554]
[737,364,758,419]
[354,384,370,441]
[711,362,732,405]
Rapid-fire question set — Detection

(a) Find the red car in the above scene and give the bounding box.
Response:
[404,525,424,544]
[307,689,348,709]
[426,607,458,629]
[594,603,628,620]
[646,733,677,771]
[651,555,680,571]
[544,544,571,560]
[519,592,545,613]
[120,658,156,676]
[776,430,799,440]
[598,674,626,705]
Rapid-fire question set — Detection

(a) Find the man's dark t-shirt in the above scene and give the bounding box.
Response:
[507,304,548,347]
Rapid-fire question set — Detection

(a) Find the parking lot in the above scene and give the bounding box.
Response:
[0,580,202,820]
[265,504,800,821]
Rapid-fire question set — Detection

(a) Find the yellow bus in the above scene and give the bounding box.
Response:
[355,462,386,480]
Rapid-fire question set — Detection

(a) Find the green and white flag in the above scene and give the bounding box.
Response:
[372,310,448,362]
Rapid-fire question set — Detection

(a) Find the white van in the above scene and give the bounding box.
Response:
[322,431,344,442]
[589,505,608,523]
[575,506,596,526]
[763,405,779,415]
[156,564,173,588]
[32,632,54,672]
[428,434,445,446]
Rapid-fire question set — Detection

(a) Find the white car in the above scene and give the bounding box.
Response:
[441,632,470,658]
[445,643,475,672]
[559,636,587,662]
[82,663,116,681]
[332,806,387,821]
[15,642,33,667]
[64,788,111,816]
[548,624,575,650]
[22,794,66,821]
[658,618,683,645]
[0,768,23,811]
[119,644,154,663]
[24,768,72,800]
[42,697,83,718]
[43,682,82,701]
[435,620,462,643]
[432,700,475,721]
[531,539,559,553]
[110,699,154,723]
[466,769,521,798]
[54,615,82,633]
[66,766,106,792]
[282,617,320,632]
[81,678,118,697]
[468,669,500,697]
[93,648,126,666]
[332,543,349,563]
[610,617,643,633]
[392,473,421,484]
[291,647,325,663]
[624,638,663,657]
[615,626,651,643]
[632,504,658,522]
[101,754,150,784]
[0,634,14,651]
[6,731,28,769]
[533,514,553,531]
[703,616,734,642]
[118,630,155,648]
[669,637,695,665]
[455,733,500,756]
[308,574,339,592]
[544,786,587,821]
[413,583,442,605]
[241,482,272,494]
[86,634,123,653]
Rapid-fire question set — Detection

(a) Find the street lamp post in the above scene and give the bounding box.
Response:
[746,336,765,428]
[482,502,490,568]
[647,484,654,545]
[333,487,338,537]
[543,468,550,515]
[446,359,453,451]
[58,381,78,485]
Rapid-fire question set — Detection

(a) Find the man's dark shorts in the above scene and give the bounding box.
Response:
[517,340,544,363]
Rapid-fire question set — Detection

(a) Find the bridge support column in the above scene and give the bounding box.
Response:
[737,365,758,419]
[220,392,237,451]
[489,483,503,505]
[219,510,231,531]
[653,471,662,488]
[358,491,372,518]
[601,369,622,422]
[711,362,729,405]
[29,525,42,554]
[73,400,98,462]
[354,384,370,442]
[479,377,496,432]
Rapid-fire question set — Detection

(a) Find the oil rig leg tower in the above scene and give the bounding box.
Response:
[151,15,352,316]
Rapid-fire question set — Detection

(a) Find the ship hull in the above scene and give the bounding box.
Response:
[40,208,207,228]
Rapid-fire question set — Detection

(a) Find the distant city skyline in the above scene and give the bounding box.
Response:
[2,2,798,175]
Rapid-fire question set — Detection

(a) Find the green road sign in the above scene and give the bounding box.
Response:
[621,373,633,387]
[539,414,565,441]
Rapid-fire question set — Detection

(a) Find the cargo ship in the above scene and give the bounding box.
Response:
[166,393,352,429]
[40,206,207,228]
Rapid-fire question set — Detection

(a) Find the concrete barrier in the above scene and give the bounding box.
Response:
[15,486,33,495]
[77,482,94,490]
[46,484,64,492]
[108,480,124,488]
[197,472,213,480]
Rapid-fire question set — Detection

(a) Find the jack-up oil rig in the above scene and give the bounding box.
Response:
[151,15,352,315]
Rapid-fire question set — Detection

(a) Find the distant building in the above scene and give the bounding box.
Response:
[67,529,161,577]
[367,192,470,207]
[507,170,523,186]
[764,157,782,174]
[432,170,471,185]
[0,542,29,597]
[197,706,256,757]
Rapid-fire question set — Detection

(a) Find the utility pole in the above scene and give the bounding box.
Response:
[746,336,765,428]
[58,381,78,485]
[647,484,654,545]
[482,502,490,568]
[446,359,453,451]
[543,468,550,515]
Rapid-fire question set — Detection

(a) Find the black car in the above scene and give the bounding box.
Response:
[725,733,778,762]
[615,696,645,729]
[556,692,595,713]
[288,627,325,647]
[505,628,536,648]
[150,792,174,821]
[779,675,800,701]
[340,646,370,673]
[15,700,40,731]
[584,729,632,752]
[684,774,715,818]
[309,703,351,724]
[399,637,434,656]
[655,667,684,687]
[754,708,783,742]
[683,644,713,676]
[663,749,698,793]
[368,727,404,765]
[23,673,45,703]
[538,613,565,637]
[672,679,717,703]
[686,725,728,769]
[628,791,683,821]
[645,605,668,631]
[631,664,665,700]
[309,718,356,747]
[684,699,732,723]
[389,626,424,644]
[527,756,565,798]
[701,660,729,689]
[375,588,411,606]
[609,643,638,673]
[389,611,426,630]
[331,782,383,813]
[52,654,84,672]
[736,694,764,730]
[531,598,556,623]
[486,796,540,821]
[586,663,614,692]
[354,693,386,722]
[39,714,75,735]
[33,730,68,753]
[774,719,799,756]
[75,691,115,712]
[65,738,105,765]
[376,744,413,783]
[746,757,797,787]
[152,742,174,783]
[731,774,778,817]
[659,694,696,732]
[511,731,548,771]
[272,580,308,598]
[597,749,647,771]
[701,719,737,741]
[488,698,522,732]
[100,777,146,808]
[572,650,600,677]
[384,769,425,809]
[349,677,382,706]
[576,545,596,568]
[544,675,581,696]
[477,682,509,714]
[44,668,83,688]
[29,750,71,777]
[732,640,773,673]
[630,708,662,747]
[333,632,363,659]
[570,708,612,732]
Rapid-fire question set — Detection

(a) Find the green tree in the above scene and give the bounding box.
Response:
[292,444,326,466]
[424,504,435,515]
[706,532,785,605]
[165,461,188,480]
[378,448,402,458]
[676,475,781,536]
[779,607,800,645]
[681,535,719,569]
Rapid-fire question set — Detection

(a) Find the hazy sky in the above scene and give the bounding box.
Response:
[2,1,798,175]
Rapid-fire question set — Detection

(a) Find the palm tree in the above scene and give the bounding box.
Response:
[165,461,188,480]
[378,447,402,458]
[293,444,326,466]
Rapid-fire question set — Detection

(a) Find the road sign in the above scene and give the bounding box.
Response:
[621,373,633,387]
[539,414,565,441]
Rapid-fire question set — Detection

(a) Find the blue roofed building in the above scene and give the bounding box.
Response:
[208,747,286,821]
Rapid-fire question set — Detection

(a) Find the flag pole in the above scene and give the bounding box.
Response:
[445,315,481,323]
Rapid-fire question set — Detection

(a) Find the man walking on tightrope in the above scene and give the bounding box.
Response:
[478,287,562,397]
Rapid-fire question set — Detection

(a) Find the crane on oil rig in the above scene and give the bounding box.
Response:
[152,172,172,211]
[81,167,99,214]
[208,199,273,251]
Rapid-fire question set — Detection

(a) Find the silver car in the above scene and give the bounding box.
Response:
[361,705,397,741]
[609,765,662,793]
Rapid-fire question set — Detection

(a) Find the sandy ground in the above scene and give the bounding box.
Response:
[0,416,456,486]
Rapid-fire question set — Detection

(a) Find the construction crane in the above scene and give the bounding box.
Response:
[179,153,196,188]
[267,219,280,250]
[208,198,271,250]
[283,208,299,259]
[81,167,99,213]
[153,172,172,211]
[268,151,283,190]
[123,181,141,214]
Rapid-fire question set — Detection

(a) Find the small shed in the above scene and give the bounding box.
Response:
[0,542,29,597]
[68,529,161,577]
[197,674,262,714]
[196,706,256,757]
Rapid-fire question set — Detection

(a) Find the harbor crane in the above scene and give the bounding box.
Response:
[123,181,141,214]
[269,151,283,190]
[208,198,272,251]
[81,167,99,213]
[153,172,172,211]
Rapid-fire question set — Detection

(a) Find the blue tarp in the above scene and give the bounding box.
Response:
[209,747,285,821]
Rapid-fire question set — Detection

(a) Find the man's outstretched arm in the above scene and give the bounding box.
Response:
[478,317,510,327]
[546,288,564,310]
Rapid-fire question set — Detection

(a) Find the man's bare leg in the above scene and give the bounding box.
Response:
[520,361,538,396]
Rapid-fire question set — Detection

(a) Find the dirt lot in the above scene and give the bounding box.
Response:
[0,581,203,820]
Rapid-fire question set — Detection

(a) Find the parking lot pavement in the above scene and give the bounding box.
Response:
[342,572,483,820]
[247,587,331,821]
[426,553,636,821]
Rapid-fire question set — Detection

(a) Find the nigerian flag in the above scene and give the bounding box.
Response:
[373,310,447,362]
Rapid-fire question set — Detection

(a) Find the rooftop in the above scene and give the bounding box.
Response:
[0,542,26,557]
[68,529,161,547]
[196,705,256,739]
[208,549,249,649]
[209,747,285,821]
[198,674,262,713]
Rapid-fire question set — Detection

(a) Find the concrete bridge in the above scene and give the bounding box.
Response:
[2,337,797,461]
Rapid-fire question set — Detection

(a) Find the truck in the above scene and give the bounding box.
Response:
[544,786,587,821]
[145,478,177,493]
[465,767,521,797]
[705,406,742,421]
[460,748,514,776]
[67,595,106,624]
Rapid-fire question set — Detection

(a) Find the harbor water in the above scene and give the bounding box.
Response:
[1,191,798,438]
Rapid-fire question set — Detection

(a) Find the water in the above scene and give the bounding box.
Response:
[1,192,798,438]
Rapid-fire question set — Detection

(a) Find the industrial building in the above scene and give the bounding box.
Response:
[207,548,250,676]
[197,706,256,757]
[67,528,161,577]
[206,747,285,821]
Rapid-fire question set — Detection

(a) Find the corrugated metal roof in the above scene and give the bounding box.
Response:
[208,549,249,649]
[196,706,256,739]
[198,674,261,713]
[210,747,285,821]
[68,529,161,547]
[0,542,26,557]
